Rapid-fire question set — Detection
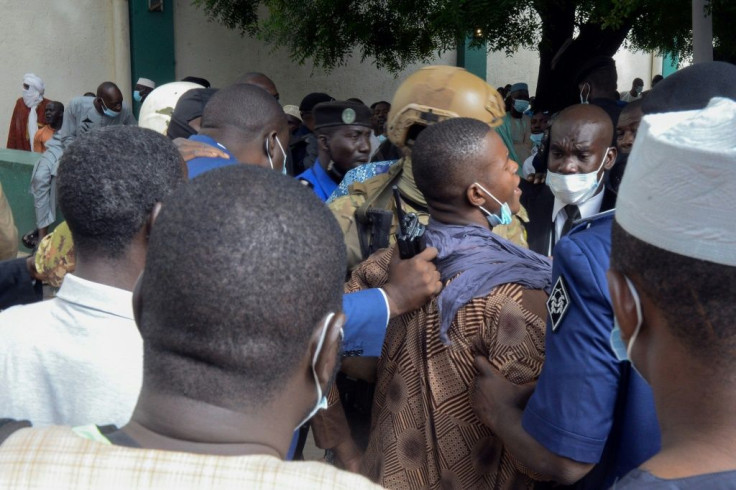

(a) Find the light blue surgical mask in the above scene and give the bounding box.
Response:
[266,135,288,175]
[530,132,544,146]
[133,90,142,103]
[610,275,643,362]
[294,313,337,430]
[99,98,120,118]
[474,182,513,227]
[513,99,530,114]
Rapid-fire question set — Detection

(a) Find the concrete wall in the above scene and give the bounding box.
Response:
[0,0,668,149]
[614,49,663,91]
[487,45,664,97]
[173,0,455,107]
[0,0,131,147]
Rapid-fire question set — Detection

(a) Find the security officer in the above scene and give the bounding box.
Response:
[327,65,529,272]
[472,210,660,489]
[296,101,373,202]
[472,60,736,489]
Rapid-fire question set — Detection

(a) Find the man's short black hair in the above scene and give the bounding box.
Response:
[611,222,736,369]
[412,117,491,204]
[201,83,286,137]
[370,101,391,110]
[139,165,346,410]
[96,81,120,97]
[56,126,184,259]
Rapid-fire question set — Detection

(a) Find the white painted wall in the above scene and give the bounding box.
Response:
[486,45,663,98]
[615,49,663,91]
[0,0,668,146]
[487,48,542,94]
[0,0,131,147]
[173,0,455,107]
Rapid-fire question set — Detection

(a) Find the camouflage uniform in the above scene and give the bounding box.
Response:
[329,158,529,271]
[35,221,75,288]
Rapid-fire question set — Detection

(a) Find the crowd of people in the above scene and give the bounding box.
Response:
[0,58,734,490]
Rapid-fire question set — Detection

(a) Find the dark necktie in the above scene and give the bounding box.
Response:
[561,205,581,237]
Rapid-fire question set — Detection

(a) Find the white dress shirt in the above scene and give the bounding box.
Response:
[0,274,142,427]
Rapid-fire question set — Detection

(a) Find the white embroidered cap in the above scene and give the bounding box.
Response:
[615,96,736,266]
[136,77,156,89]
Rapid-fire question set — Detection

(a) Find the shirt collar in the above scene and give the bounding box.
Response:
[551,186,606,222]
[55,274,134,320]
[311,159,339,197]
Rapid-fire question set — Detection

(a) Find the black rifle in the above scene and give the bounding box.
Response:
[393,186,426,259]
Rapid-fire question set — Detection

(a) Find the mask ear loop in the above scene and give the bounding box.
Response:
[293,312,335,430]
[265,137,275,171]
[274,135,287,175]
[623,276,643,360]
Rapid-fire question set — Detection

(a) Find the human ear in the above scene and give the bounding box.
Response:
[465,183,486,208]
[132,272,144,332]
[317,134,330,153]
[311,312,346,393]
[145,202,163,241]
[607,269,639,341]
[264,131,278,159]
[603,146,618,170]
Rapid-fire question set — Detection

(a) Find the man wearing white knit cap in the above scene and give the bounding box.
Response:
[472,62,736,490]
[134,77,156,104]
[608,98,736,488]
[6,74,50,151]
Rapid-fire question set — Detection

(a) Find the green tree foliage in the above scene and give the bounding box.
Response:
[193,0,735,108]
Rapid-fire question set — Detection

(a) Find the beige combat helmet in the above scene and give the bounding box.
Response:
[386,66,506,154]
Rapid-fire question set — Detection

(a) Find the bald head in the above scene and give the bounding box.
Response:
[234,72,279,99]
[95,81,123,115]
[200,83,289,169]
[202,83,286,136]
[97,81,121,99]
[547,104,616,176]
[552,104,613,145]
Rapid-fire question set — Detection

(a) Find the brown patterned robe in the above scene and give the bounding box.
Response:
[350,247,548,489]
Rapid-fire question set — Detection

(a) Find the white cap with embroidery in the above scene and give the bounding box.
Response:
[616,97,736,266]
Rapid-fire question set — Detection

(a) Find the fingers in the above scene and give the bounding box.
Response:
[416,246,439,261]
[474,355,494,375]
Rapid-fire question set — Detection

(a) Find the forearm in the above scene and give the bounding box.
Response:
[491,405,593,485]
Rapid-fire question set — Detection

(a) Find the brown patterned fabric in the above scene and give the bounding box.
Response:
[351,247,548,489]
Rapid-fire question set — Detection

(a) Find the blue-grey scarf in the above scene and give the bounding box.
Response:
[424,219,553,344]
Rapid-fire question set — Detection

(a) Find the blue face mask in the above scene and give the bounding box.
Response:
[133,90,142,103]
[99,98,120,118]
[530,132,544,146]
[610,275,643,363]
[474,182,513,227]
[513,99,530,114]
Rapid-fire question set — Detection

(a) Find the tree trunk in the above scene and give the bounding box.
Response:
[534,2,640,113]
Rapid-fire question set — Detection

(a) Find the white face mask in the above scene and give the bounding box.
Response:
[266,135,288,175]
[22,87,43,108]
[294,313,337,430]
[610,275,643,364]
[545,148,610,205]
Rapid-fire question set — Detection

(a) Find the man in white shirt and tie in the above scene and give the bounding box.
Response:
[523,104,617,255]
